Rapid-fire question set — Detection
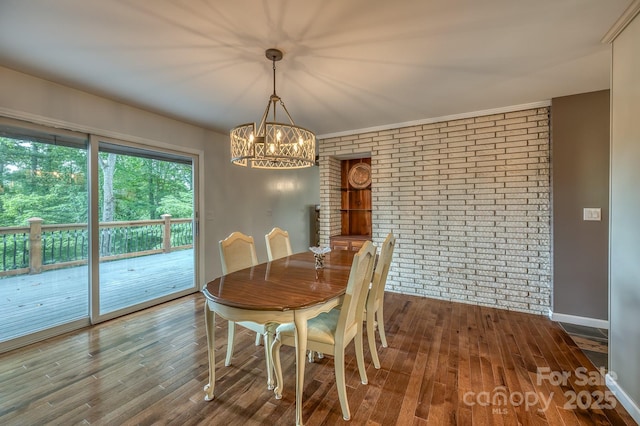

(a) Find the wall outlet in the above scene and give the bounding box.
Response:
[583,207,601,221]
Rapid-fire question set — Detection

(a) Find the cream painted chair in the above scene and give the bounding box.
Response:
[266,226,324,362]
[271,241,377,421]
[265,227,293,261]
[219,232,273,381]
[366,232,396,369]
[219,231,258,276]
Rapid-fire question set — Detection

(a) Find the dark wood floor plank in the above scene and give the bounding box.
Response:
[442,303,461,425]
[366,296,418,425]
[415,297,442,409]
[414,299,446,421]
[516,315,568,426]
[396,350,428,424]
[0,292,637,425]
[498,312,548,426]
[527,319,585,426]
[457,306,474,424]
[535,318,636,426]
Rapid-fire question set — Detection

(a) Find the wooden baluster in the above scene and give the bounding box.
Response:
[27,217,43,274]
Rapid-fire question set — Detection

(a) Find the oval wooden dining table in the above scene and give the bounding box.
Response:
[202,250,356,426]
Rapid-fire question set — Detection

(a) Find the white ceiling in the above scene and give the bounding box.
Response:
[0,0,630,137]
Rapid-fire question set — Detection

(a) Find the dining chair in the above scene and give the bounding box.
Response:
[219,232,271,371]
[271,240,377,421]
[265,226,324,362]
[366,232,396,369]
[265,227,293,261]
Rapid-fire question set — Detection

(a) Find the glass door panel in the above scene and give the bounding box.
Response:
[0,125,89,343]
[96,142,196,316]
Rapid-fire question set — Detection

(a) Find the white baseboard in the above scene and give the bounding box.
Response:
[551,312,608,329]
[606,373,640,424]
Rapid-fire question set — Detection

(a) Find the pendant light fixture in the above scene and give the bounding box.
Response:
[230,48,316,169]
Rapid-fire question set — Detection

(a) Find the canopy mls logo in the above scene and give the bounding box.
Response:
[463,367,617,414]
[462,386,554,414]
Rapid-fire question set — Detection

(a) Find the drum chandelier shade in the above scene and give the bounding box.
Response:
[230,48,316,169]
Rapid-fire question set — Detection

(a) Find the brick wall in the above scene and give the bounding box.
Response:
[318,107,551,315]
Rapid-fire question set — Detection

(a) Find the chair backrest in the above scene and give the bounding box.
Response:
[265,227,293,261]
[336,241,377,341]
[367,232,396,311]
[219,231,258,275]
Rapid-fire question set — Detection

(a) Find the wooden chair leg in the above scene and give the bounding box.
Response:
[377,306,388,348]
[355,325,368,384]
[255,332,263,346]
[367,309,381,369]
[334,347,350,420]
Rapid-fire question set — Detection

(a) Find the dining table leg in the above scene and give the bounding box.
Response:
[203,303,216,401]
[265,323,277,390]
[293,311,308,426]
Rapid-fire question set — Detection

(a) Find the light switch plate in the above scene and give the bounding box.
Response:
[583,207,601,221]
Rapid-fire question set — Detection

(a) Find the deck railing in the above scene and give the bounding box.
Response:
[0,215,193,277]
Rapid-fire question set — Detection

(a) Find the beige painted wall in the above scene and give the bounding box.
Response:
[609,10,640,420]
[0,66,320,288]
[204,130,319,278]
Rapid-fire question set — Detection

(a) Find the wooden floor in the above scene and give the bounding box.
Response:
[561,323,609,372]
[0,292,636,425]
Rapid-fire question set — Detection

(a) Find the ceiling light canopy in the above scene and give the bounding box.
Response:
[230,48,316,169]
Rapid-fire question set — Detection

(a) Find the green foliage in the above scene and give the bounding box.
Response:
[0,137,88,226]
[0,136,193,227]
[1,191,86,225]
[156,191,194,218]
[105,155,192,221]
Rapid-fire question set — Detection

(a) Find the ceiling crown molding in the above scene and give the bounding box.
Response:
[317,100,551,140]
[601,0,640,43]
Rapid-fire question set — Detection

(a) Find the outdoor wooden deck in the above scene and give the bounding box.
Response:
[0,249,194,342]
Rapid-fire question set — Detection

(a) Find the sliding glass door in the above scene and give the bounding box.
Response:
[95,139,197,318]
[0,120,89,344]
[0,119,199,351]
